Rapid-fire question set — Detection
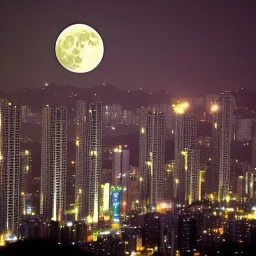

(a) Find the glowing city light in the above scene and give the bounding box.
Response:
[172,101,189,114]
[114,145,122,153]
[211,104,219,112]
[181,102,189,109]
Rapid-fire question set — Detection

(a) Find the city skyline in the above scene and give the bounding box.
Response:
[1,2,256,255]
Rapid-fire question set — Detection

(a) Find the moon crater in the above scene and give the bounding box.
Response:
[55,24,104,73]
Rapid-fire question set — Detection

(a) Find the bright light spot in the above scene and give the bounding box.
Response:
[67,221,73,227]
[211,104,219,112]
[172,102,189,114]
[181,102,189,109]
[5,235,17,242]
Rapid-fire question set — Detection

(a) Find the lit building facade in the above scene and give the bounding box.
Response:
[40,105,67,222]
[0,100,21,238]
[244,167,256,199]
[173,102,196,204]
[235,118,255,142]
[112,145,129,187]
[75,101,102,225]
[21,105,31,123]
[138,107,148,211]
[103,104,122,126]
[111,186,122,225]
[252,134,256,165]
[20,150,32,216]
[216,94,235,201]
[112,145,129,212]
[183,148,200,204]
[75,100,87,221]
[237,176,244,200]
[139,110,165,212]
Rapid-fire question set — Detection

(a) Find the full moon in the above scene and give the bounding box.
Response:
[55,24,104,73]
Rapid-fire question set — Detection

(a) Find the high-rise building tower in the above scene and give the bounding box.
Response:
[75,101,102,225]
[215,94,235,201]
[173,102,196,204]
[0,99,21,239]
[139,110,165,212]
[20,150,32,216]
[40,105,67,222]
[75,100,87,221]
[252,125,256,165]
[235,118,255,142]
[138,107,148,211]
[182,148,200,204]
[112,145,129,212]
[210,103,220,195]
[112,145,129,186]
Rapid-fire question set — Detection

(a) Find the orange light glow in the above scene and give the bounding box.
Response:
[211,104,219,112]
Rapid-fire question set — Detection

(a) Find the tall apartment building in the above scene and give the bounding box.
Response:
[214,94,235,201]
[252,135,256,165]
[103,104,122,125]
[75,100,87,221]
[138,107,148,211]
[0,100,21,239]
[235,118,255,142]
[173,102,196,204]
[21,105,31,123]
[112,145,129,212]
[139,110,165,212]
[183,148,200,204]
[20,150,32,216]
[40,105,67,222]
[75,101,102,225]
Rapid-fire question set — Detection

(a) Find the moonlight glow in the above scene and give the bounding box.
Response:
[55,24,104,73]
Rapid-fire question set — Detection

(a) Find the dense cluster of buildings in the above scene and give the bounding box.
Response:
[1,91,256,255]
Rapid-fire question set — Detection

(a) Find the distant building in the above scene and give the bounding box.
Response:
[235,118,255,142]
[21,105,31,122]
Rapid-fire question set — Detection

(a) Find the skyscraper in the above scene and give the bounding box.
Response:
[75,101,102,225]
[112,145,129,212]
[0,99,21,238]
[40,105,67,222]
[138,107,148,211]
[75,100,87,221]
[173,102,196,204]
[252,125,256,165]
[112,145,129,186]
[183,148,200,204]
[215,94,235,201]
[20,150,32,216]
[139,110,165,212]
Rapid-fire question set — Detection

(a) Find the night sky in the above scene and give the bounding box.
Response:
[1,1,255,95]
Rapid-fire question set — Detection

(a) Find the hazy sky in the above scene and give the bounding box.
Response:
[1,1,255,95]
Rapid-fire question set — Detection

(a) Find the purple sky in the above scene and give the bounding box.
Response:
[1,1,255,95]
